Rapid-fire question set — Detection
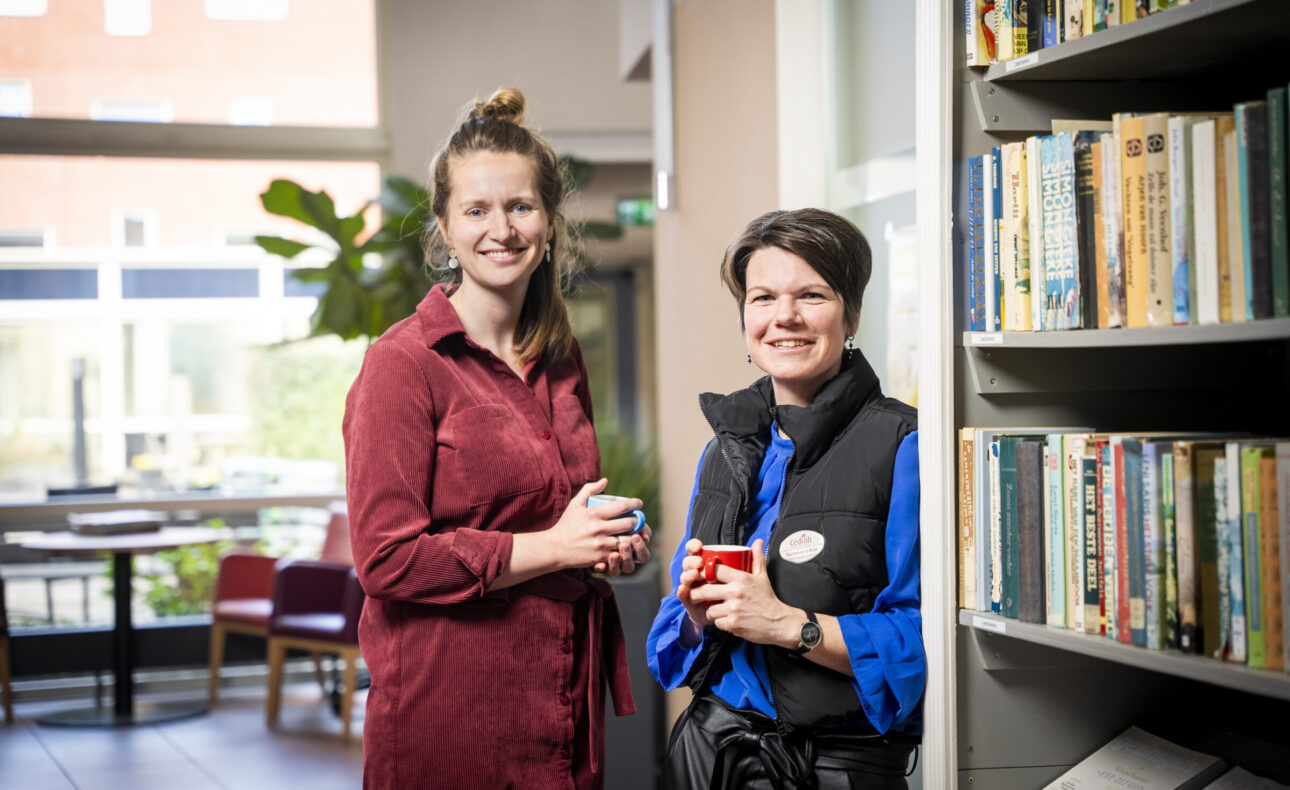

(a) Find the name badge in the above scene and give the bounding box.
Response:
[779,530,825,564]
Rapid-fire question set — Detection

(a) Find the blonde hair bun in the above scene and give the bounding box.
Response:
[470,87,526,126]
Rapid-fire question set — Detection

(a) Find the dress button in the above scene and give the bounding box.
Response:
[540,430,552,440]
[559,694,570,706]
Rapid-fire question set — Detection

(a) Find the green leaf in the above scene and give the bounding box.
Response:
[290,267,331,283]
[260,179,313,224]
[379,176,429,216]
[581,220,624,240]
[255,235,312,259]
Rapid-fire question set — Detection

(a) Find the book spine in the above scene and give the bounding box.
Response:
[1065,435,1088,630]
[969,155,986,332]
[1124,439,1146,646]
[1197,445,1223,658]
[1074,131,1099,329]
[959,428,976,609]
[986,150,1001,331]
[1215,118,1234,322]
[1192,120,1220,325]
[1269,88,1289,318]
[1047,435,1067,627]
[1082,454,1102,632]
[1226,442,1247,663]
[1092,139,1111,328]
[1259,453,1283,671]
[976,430,993,612]
[1101,131,1126,327]
[1143,442,1163,649]
[1017,439,1046,624]
[998,0,1016,61]
[1169,116,1191,324]
[1224,121,1246,323]
[1029,136,1048,330]
[1065,0,1083,41]
[1241,446,1265,667]
[1236,102,1273,319]
[1277,442,1290,672]
[1101,441,1117,637]
[1162,450,1180,648]
[1106,0,1120,26]
[1113,438,1132,643]
[1010,142,1033,331]
[991,439,1003,613]
[1175,441,1199,653]
[1043,134,1079,330]
[1042,0,1059,48]
[1000,437,1021,618]
[1143,113,1173,326]
[1093,0,1107,31]
[1027,0,1043,54]
[1001,143,1020,330]
[1215,455,1232,659]
[1122,116,1149,327]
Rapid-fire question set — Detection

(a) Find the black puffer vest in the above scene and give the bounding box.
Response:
[684,351,917,732]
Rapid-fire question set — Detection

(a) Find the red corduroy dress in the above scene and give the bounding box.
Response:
[343,285,634,790]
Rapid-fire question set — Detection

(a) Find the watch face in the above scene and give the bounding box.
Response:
[801,621,822,648]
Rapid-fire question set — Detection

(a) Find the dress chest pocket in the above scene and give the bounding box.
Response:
[438,403,545,507]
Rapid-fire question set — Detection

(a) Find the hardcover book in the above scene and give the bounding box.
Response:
[1102,439,1117,638]
[1240,445,1265,667]
[1143,441,1166,649]
[959,427,977,609]
[991,439,1004,613]
[1074,130,1100,329]
[1064,434,1093,629]
[1225,441,1247,663]
[966,0,999,67]
[1269,88,1289,318]
[987,149,1002,331]
[999,436,1022,618]
[1092,138,1111,328]
[1029,135,1048,330]
[1235,101,1273,320]
[1082,453,1102,633]
[1043,726,1226,790]
[1191,119,1221,325]
[1017,438,1047,623]
[1258,452,1282,671]
[1223,121,1246,324]
[1279,442,1290,672]
[1170,116,1193,324]
[1195,443,1225,658]
[1042,133,1081,329]
[1046,434,1067,627]
[1175,440,1199,653]
[1143,112,1174,327]
[1121,115,1150,327]
[1214,455,1233,659]
[1101,130,1127,327]
[968,155,987,331]
[1163,450,1181,648]
[1123,438,1146,645]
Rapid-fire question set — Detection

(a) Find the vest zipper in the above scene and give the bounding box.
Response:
[764,413,797,732]
[698,396,745,545]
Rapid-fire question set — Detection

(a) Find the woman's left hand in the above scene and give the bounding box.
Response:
[594,524,652,576]
[694,539,797,648]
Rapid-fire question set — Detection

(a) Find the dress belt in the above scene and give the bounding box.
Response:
[514,570,635,775]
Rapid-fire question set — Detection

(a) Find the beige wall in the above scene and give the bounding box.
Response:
[378,0,652,180]
[653,0,780,719]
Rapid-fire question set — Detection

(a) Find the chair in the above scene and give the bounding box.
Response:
[265,560,364,739]
[207,552,278,704]
[1,579,14,723]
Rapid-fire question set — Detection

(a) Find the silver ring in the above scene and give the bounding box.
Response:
[613,535,621,549]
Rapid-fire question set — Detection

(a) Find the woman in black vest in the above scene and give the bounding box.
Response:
[646,208,924,789]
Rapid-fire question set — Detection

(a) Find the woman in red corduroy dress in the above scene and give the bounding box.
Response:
[343,88,651,790]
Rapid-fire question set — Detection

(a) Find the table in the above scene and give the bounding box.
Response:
[0,490,346,528]
[19,527,222,726]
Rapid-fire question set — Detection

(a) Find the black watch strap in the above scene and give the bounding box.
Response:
[793,610,822,655]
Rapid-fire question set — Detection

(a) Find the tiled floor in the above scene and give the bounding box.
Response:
[0,683,365,790]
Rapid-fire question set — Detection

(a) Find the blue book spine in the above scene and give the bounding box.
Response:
[1042,0,1059,47]
[1102,442,1117,639]
[991,147,1004,330]
[969,155,986,331]
[991,439,1003,613]
[1143,441,1164,649]
[1123,438,1146,646]
[1046,434,1066,627]
[1214,455,1232,659]
[1041,132,1080,329]
[1225,445,1246,662]
[1170,116,1191,324]
[1235,104,1256,321]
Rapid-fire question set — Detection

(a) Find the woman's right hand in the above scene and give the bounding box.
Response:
[547,478,644,571]
[676,538,714,636]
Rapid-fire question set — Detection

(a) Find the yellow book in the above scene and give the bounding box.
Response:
[1143,113,1174,327]
[1215,116,1235,322]
[1121,115,1149,327]
[1223,123,1246,323]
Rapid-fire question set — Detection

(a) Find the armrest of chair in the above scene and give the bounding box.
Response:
[271,559,352,616]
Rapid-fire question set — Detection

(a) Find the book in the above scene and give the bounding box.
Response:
[1093,0,1108,31]
[1258,451,1283,671]
[1235,101,1273,320]
[1175,440,1199,652]
[1122,114,1150,327]
[1225,441,1247,663]
[1269,88,1289,318]
[1017,438,1047,623]
[1065,0,1084,41]
[1082,453,1102,633]
[1042,132,1080,329]
[1224,121,1246,324]
[1040,0,1059,48]
[1092,138,1111,328]
[1192,119,1221,325]
[992,438,1004,613]
[1074,131,1100,329]
[999,435,1022,618]
[998,0,1027,62]
[959,427,977,609]
[1170,116,1192,324]
[1143,112,1174,326]
[1102,439,1117,638]
[1121,437,1146,645]
[966,0,999,67]
[1046,434,1067,627]
[987,148,1002,331]
[1202,766,1290,789]
[1042,726,1226,790]
[1279,442,1290,672]
[1163,449,1181,648]
[1001,141,1027,330]
[1102,130,1127,327]
[1215,455,1233,659]
[1064,434,1092,629]
[1029,135,1048,329]
[1195,443,1224,658]
[1143,440,1166,649]
[1241,445,1266,667]
[968,155,987,331]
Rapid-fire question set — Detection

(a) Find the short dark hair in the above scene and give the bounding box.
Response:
[719,208,872,330]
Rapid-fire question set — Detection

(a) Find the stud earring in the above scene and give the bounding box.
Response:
[448,249,459,270]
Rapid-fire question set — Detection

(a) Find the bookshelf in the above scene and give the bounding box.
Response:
[915,0,1290,787]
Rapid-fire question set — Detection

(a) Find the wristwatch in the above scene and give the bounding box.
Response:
[793,610,822,655]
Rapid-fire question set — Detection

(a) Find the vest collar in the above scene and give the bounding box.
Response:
[700,350,883,471]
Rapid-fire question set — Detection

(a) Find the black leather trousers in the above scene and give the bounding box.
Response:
[664,694,916,790]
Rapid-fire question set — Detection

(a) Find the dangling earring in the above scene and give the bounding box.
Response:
[544,242,551,264]
[447,249,459,270]
[746,353,752,364]
[845,336,855,360]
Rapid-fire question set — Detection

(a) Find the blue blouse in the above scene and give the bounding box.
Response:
[645,428,924,735]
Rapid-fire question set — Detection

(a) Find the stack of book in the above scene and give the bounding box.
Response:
[968,1,1196,68]
[965,88,1290,332]
[957,428,1289,671]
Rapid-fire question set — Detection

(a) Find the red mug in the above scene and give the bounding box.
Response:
[700,544,753,583]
